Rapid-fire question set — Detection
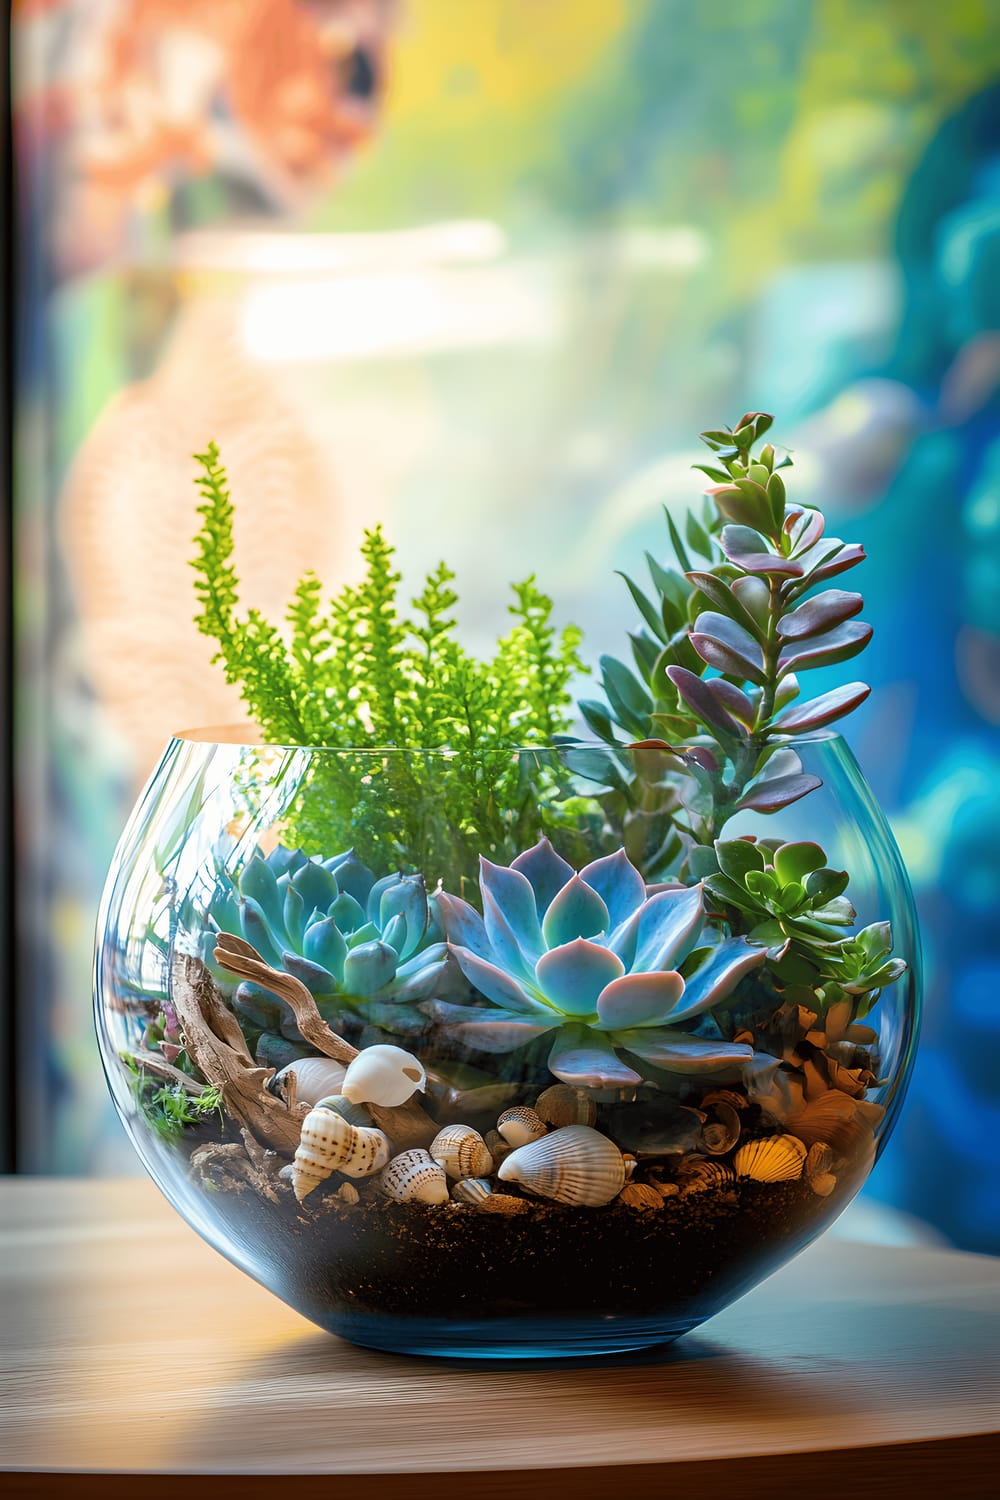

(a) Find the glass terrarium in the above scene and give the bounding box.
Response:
[95,727,920,1359]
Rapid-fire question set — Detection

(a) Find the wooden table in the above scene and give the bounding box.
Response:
[2,1178,998,1498]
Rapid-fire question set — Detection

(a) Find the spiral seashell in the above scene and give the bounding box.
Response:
[497,1125,626,1207]
[496,1106,547,1148]
[618,1183,663,1212]
[534,1084,597,1129]
[315,1094,374,1130]
[430,1124,494,1180]
[734,1134,807,1183]
[292,1107,391,1201]
[342,1044,427,1108]
[274,1057,347,1109]
[700,1088,748,1112]
[452,1177,492,1205]
[378,1148,449,1205]
[701,1100,741,1155]
[676,1156,735,1194]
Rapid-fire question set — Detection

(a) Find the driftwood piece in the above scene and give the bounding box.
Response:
[212,934,439,1150]
[189,1141,281,1203]
[132,1048,205,1096]
[171,955,306,1156]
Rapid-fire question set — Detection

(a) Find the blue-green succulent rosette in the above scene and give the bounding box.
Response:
[427,837,767,1091]
[201,845,455,1034]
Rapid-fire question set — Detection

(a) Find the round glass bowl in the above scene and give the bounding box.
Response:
[95,731,920,1358]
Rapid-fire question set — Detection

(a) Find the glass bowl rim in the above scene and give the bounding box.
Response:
[170,724,844,756]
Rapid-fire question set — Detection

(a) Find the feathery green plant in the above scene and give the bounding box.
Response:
[191,444,589,884]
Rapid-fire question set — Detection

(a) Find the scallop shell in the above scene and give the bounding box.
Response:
[496,1106,547,1148]
[378,1148,449,1205]
[787,1093,875,1155]
[342,1045,427,1108]
[430,1124,494,1180]
[292,1108,391,1201]
[534,1084,597,1129]
[618,1183,662,1212]
[734,1134,807,1183]
[274,1057,347,1109]
[676,1156,735,1194]
[497,1125,626,1207]
[452,1177,492,1205]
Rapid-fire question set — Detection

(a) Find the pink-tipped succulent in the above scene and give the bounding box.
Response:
[427,837,765,1090]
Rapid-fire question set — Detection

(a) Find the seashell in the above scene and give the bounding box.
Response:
[477,1193,530,1216]
[734,1134,806,1183]
[787,1092,875,1155]
[430,1124,494,1180]
[315,1094,374,1130]
[337,1182,360,1205]
[700,1088,748,1113]
[535,1084,597,1129]
[292,1107,391,1201]
[485,1129,514,1168]
[497,1125,626,1207]
[342,1044,427,1108]
[452,1177,492,1205]
[378,1148,449,1205]
[701,1101,741,1156]
[274,1057,347,1109]
[497,1106,547,1148]
[805,1141,834,1179]
[810,1172,837,1197]
[619,1183,663,1212]
[622,1153,638,1180]
[676,1156,735,1194]
[656,1181,680,1199]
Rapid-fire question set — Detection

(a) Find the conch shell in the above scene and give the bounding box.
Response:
[430,1124,494,1180]
[378,1148,449,1205]
[496,1106,547,1148]
[497,1125,626,1207]
[342,1045,427,1108]
[292,1106,391,1201]
[734,1134,806,1183]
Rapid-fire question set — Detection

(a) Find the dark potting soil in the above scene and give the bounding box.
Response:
[196,1168,850,1345]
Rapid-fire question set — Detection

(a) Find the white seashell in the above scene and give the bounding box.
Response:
[378,1148,449,1205]
[274,1057,347,1108]
[292,1107,391,1201]
[342,1044,427,1108]
[337,1182,360,1205]
[535,1084,597,1129]
[496,1106,547,1148]
[430,1124,494,1180]
[452,1177,492,1205]
[497,1125,626,1207]
[734,1134,807,1183]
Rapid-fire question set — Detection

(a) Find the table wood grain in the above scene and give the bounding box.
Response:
[1,1178,999,1498]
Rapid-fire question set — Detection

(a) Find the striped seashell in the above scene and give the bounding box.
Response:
[292,1107,391,1201]
[342,1045,427,1108]
[378,1149,449,1205]
[274,1057,347,1109]
[618,1183,663,1212]
[452,1177,492,1205]
[534,1084,597,1129]
[430,1124,494,1180]
[787,1093,877,1156]
[734,1134,807,1183]
[497,1125,626,1208]
[676,1156,735,1194]
[496,1106,547,1148]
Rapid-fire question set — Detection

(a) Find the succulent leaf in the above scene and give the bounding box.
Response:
[535,939,626,1017]
[541,874,611,948]
[777,589,864,641]
[773,681,871,733]
[777,620,873,677]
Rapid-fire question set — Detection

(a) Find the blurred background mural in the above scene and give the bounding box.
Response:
[10,0,1000,1250]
